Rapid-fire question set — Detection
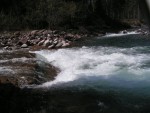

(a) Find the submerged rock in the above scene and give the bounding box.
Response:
[123,30,127,34]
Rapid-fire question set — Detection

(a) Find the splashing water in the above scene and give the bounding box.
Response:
[35,45,150,87]
[101,31,140,38]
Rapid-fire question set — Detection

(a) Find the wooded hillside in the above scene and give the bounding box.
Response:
[0,0,140,30]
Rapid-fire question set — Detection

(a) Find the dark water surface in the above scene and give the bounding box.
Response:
[2,33,150,113]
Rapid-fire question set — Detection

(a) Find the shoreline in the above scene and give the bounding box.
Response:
[0,29,87,51]
[0,27,148,51]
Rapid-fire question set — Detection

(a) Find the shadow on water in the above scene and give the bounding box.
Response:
[1,83,150,113]
[77,34,150,47]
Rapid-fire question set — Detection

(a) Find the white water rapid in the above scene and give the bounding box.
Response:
[35,46,150,87]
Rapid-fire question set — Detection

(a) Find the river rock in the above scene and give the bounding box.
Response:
[53,40,58,45]
[75,34,81,39]
[32,38,41,45]
[54,34,59,37]
[0,43,2,47]
[0,29,80,50]
[0,42,4,47]
[21,44,28,48]
[55,42,63,48]
[3,46,8,50]
[48,44,55,49]
[52,30,59,34]
[18,37,28,45]
[12,38,19,45]
[49,40,53,43]
[38,40,45,46]
[14,31,20,36]
[2,40,7,45]
[0,51,59,88]
[54,38,58,42]
[43,39,51,47]
[47,34,50,37]
[47,30,53,34]
[31,30,38,36]
[37,29,45,35]
[64,34,74,41]
[62,41,71,47]
[42,30,48,35]
[30,35,35,40]
[123,30,127,34]
[6,40,13,46]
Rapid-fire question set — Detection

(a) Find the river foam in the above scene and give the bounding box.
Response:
[35,46,150,87]
[0,67,15,75]
[101,31,139,38]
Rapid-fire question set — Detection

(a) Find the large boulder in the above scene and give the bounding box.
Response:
[0,51,59,87]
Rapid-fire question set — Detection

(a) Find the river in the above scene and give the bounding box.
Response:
[2,31,150,113]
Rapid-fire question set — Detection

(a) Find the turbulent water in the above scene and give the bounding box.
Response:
[35,33,150,89]
[36,46,150,87]
[30,32,150,113]
[2,32,150,113]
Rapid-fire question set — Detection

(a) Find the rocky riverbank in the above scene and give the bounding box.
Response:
[0,28,149,51]
[0,29,105,88]
[0,28,149,87]
[0,29,89,51]
[0,50,59,87]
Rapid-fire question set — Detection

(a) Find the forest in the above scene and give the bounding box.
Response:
[0,0,140,30]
